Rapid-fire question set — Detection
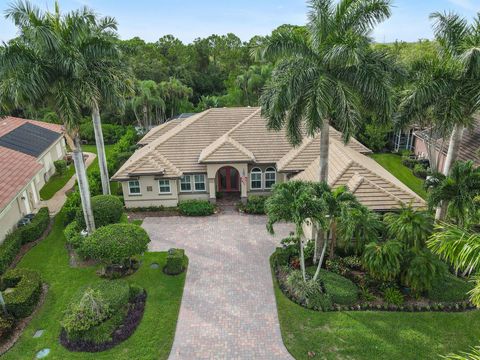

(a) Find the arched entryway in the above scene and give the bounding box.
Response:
[216,166,240,198]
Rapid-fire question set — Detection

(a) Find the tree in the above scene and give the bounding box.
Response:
[256,0,395,183]
[159,78,193,118]
[235,64,272,106]
[0,1,96,232]
[428,161,480,226]
[130,80,166,129]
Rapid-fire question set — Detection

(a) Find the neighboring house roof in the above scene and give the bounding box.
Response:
[414,115,480,167]
[0,116,64,212]
[112,107,371,181]
[294,139,425,210]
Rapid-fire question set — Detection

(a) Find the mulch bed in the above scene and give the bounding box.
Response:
[0,284,49,356]
[59,291,147,353]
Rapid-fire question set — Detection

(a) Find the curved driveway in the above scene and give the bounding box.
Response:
[143,212,293,360]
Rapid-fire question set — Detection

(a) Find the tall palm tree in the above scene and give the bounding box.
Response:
[131,80,166,129]
[256,0,395,182]
[0,1,96,232]
[428,161,480,226]
[159,78,192,119]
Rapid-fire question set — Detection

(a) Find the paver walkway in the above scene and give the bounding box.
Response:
[143,213,294,360]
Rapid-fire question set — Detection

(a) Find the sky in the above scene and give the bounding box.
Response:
[0,0,479,44]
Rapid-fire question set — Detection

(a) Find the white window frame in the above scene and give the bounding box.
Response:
[180,175,192,192]
[250,168,263,190]
[158,179,171,194]
[194,174,206,192]
[264,167,277,189]
[128,180,141,195]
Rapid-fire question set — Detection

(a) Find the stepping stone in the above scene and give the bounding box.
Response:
[35,348,50,358]
[33,329,44,338]
[150,263,159,269]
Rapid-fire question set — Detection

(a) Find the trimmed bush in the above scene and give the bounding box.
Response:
[0,232,22,275]
[164,249,186,275]
[80,224,150,269]
[64,191,81,225]
[54,159,68,175]
[428,273,473,302]
[76,195,124,229]
[1,268,42,318]
[317,269,358,305]
[0,315,14,339]
[178,200,215,216]
[64,221,83,249]
[413,163,428,179]
[19,207,50,244]
[241,195,268,214]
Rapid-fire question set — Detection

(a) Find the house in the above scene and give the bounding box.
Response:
[112,107,425,212]
[0,117,66,242]
[413,115,480,171]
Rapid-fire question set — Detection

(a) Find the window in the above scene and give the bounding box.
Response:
[250,168,262,189]
[158,180,171,194]
[264,167,276,189]
[194,174,206,191]
[128,180,141,195]
[180,175,192,192]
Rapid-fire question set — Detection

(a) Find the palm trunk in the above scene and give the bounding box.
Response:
[436,124,464,221]
[72,136,95,233]
[300,237,306,281]
[426,128,437,171]
[319,119,330,182]
[313,231,328,282]
[329,221,337,258]
[92,102,110,195]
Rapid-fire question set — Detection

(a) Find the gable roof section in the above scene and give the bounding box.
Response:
[294,139,425,211]
[0,123,62,157]
[0,146,43,210]
[199,135,256,163]
[138,118,183,145]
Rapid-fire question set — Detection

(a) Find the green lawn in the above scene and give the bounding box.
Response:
[370,153,428,199]
[273,267,480,360]
[39,165,76,200]
[3,212,186,360]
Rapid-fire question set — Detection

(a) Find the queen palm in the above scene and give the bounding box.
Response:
[131,80,166,129]
[256,0,395,183]
[0,2,96,232]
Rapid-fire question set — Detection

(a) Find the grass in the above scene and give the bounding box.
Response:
[272,259,480,360]
[370,153,428,199]
[3,212,186,360]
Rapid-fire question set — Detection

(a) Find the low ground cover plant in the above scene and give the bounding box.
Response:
[238,195,268,214]
[178,200,215,216]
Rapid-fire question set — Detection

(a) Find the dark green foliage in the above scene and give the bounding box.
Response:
[64,221,83,249]
[1,268,42,318]
[81,224,150,267]
[64,191,81,225]
[383,287,404,306]
[0,314,14,338]
[87,168,103,196]
[428,274,473,302]
[165,249,187,275]
[18,207,50,244]
[402,250,446,293]
[79,122,127,145]
[76,195,124,229]
[0,232,22,275]
[54,160,67,175]
[401,156,418,169]
[358,122,391,152]
[241,195,268,214]
[363,241,403,281]
[317,269,358,306]
[178,200,215,216]
[413,163,428,179]
[108,129,138,174]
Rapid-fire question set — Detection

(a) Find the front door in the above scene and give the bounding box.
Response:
[217,167,239,192]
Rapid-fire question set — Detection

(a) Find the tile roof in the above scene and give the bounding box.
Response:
[0,123,62,157]
[0,146,43,210]
[112,107,371,180]
[294,139,425,210]
[0,116,63,137]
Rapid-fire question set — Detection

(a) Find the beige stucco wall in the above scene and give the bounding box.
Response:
[37,136,67,183]
[122,176,179,208]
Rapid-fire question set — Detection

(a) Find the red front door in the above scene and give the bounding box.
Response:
[218,167,239,192]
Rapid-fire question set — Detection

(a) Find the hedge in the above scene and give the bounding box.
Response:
[76,195,124,229]
[54,159,68,175]
[0,232,22,275]
[0,315,14,339]
[178,200,215,216]
[1,268,42,318]
[316,269,359,306]
[240,195,268,214]
[164,249,186,275]
[79,123,127,145]
[19,207,50,244]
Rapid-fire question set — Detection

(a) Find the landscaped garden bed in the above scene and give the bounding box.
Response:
[237,195,268,214]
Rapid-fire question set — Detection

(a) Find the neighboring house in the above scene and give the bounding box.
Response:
[0,117,65,242]
[113,107,425,212]
[413,115,480,171]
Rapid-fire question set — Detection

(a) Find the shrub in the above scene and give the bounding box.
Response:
[413,163,428,179]
[317,269,358,305]
[18,207,50,244]
[285,270,322,304]
[76,195,124,229]
[383,287,404,306]
[362,241,403,281]
[80,224,150,269]
[87,169,103,196]
[428,273,473,302]
[358,123,390,152]
[79,122,127,145]
[402,250,446,293]
[178,200,215,216]
[64,191,81,225]
[241,195,268,214]
[326,258,349,276]
[64,221,83,249]
[1,268,42,318]
[164,249,187,275]
[0,315,14,339]
[54,160,68,175]
[402,157,417,169]
[0,232,22,275]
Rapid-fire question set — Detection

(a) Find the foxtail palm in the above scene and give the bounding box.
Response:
[0,1,96,232]
[256,0,395,183]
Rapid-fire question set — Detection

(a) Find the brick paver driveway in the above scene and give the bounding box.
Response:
[143,212,294,359]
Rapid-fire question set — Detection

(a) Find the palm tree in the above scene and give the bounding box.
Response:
[384,205,433,251]
[428,161,480,226]
[255,0,395,183]
[0,1,96,232]
[159,78,192,119]
[235,64,272,106]
[131,80,166,129]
